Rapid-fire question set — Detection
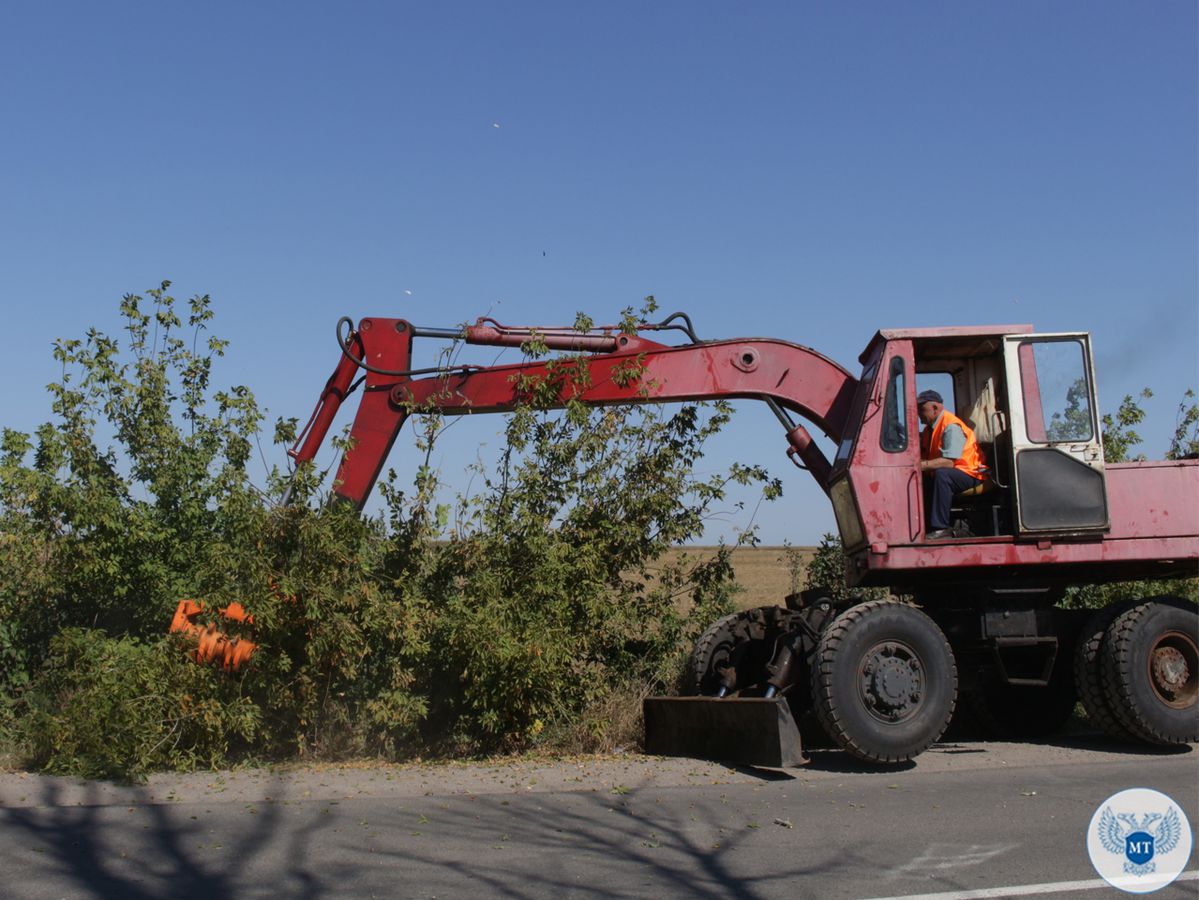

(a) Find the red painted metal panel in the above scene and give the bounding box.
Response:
[322,334,859,511]
[875,324,1033,341]
[1105,461,1199,540]
[852,458,1198,585]
[331,318,414,508]
[858,324,1033,363]
[853,466,917,548]
[395,338,858,441]
[863,534,1199,584]
[840,340,924,550]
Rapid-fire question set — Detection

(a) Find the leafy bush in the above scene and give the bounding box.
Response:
[801,533,888,604]
[17,628,258,779]
[403,400,756,753]
[0,285,768,775]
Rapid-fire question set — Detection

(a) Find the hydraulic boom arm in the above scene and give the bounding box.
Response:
[288,313,859,509]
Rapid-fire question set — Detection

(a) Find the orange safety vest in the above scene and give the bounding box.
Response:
[920,411,987,481]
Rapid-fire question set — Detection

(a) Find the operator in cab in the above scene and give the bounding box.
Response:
[918,390,988,539]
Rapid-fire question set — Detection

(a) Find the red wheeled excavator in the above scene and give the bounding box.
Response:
[172,311,1199,766]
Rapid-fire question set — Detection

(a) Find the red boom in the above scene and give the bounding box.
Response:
[291,316,859,509]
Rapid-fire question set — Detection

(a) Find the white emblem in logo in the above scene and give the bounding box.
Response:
[1088,788,1192,894]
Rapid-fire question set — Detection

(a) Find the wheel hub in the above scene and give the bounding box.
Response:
[1149,631,1197,708]
[860,641,923,722]
[1152,647,1187,689]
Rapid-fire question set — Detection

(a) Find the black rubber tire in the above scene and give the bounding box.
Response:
[1100,597,1198,745]
[1073,600,1141,741]
[810,600,957,764]
[689,612,746,695]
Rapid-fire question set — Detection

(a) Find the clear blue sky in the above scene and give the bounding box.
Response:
[1,2,1195,544]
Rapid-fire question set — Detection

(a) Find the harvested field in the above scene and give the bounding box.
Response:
[650,545,815,610]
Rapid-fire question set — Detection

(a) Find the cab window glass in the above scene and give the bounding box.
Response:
[1018,340,1093,443]
[881,356,907,452]
[835,360,879,463]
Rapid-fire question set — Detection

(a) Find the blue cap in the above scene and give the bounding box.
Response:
[917,390,943,406]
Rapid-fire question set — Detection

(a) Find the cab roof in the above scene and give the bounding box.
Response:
[860,324,1033,365]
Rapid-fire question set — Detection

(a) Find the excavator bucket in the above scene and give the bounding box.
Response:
[169,599,258,671]
[643,696,806,768]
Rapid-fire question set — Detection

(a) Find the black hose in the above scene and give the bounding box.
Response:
[643,311,701,343]
[336,316,480,378]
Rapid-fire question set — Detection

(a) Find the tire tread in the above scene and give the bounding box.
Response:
[811,600,956,764]
[689,612,745,694]
[1073,600,1141,741]
[1101,597,1199,745]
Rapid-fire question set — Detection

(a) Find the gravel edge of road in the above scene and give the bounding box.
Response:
[1,736,1194,810]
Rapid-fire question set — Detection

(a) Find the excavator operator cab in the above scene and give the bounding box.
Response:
[906,327,1110,540]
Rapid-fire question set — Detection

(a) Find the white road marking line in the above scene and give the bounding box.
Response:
[890,843,1018,875]
[861,869,1198,900]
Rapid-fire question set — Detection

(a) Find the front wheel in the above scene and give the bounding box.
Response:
[811,600,957,764]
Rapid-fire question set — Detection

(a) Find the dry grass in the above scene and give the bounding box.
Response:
[647,545,816,611]
[0,748,20,773]
[550,682,655,755]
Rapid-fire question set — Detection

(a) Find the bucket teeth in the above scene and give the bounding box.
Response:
[169,599,258,671]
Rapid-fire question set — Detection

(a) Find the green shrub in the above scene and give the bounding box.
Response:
[17,628,258,780]
[801,533,888,604]
[401,400,755,753]
[0,287,769,775]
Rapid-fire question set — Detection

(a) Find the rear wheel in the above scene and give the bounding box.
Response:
[1074,600,1141,741]
[811,600,957,764]
[1101,597,1198,745]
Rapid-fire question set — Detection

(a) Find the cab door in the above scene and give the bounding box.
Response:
[1002,333,1109,535]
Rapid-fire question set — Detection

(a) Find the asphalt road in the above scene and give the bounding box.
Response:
[1,737,1196,899]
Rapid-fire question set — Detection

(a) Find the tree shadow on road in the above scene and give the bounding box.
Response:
[363,783,858,899]
[0,771,859,899]
[0,777,335,899]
